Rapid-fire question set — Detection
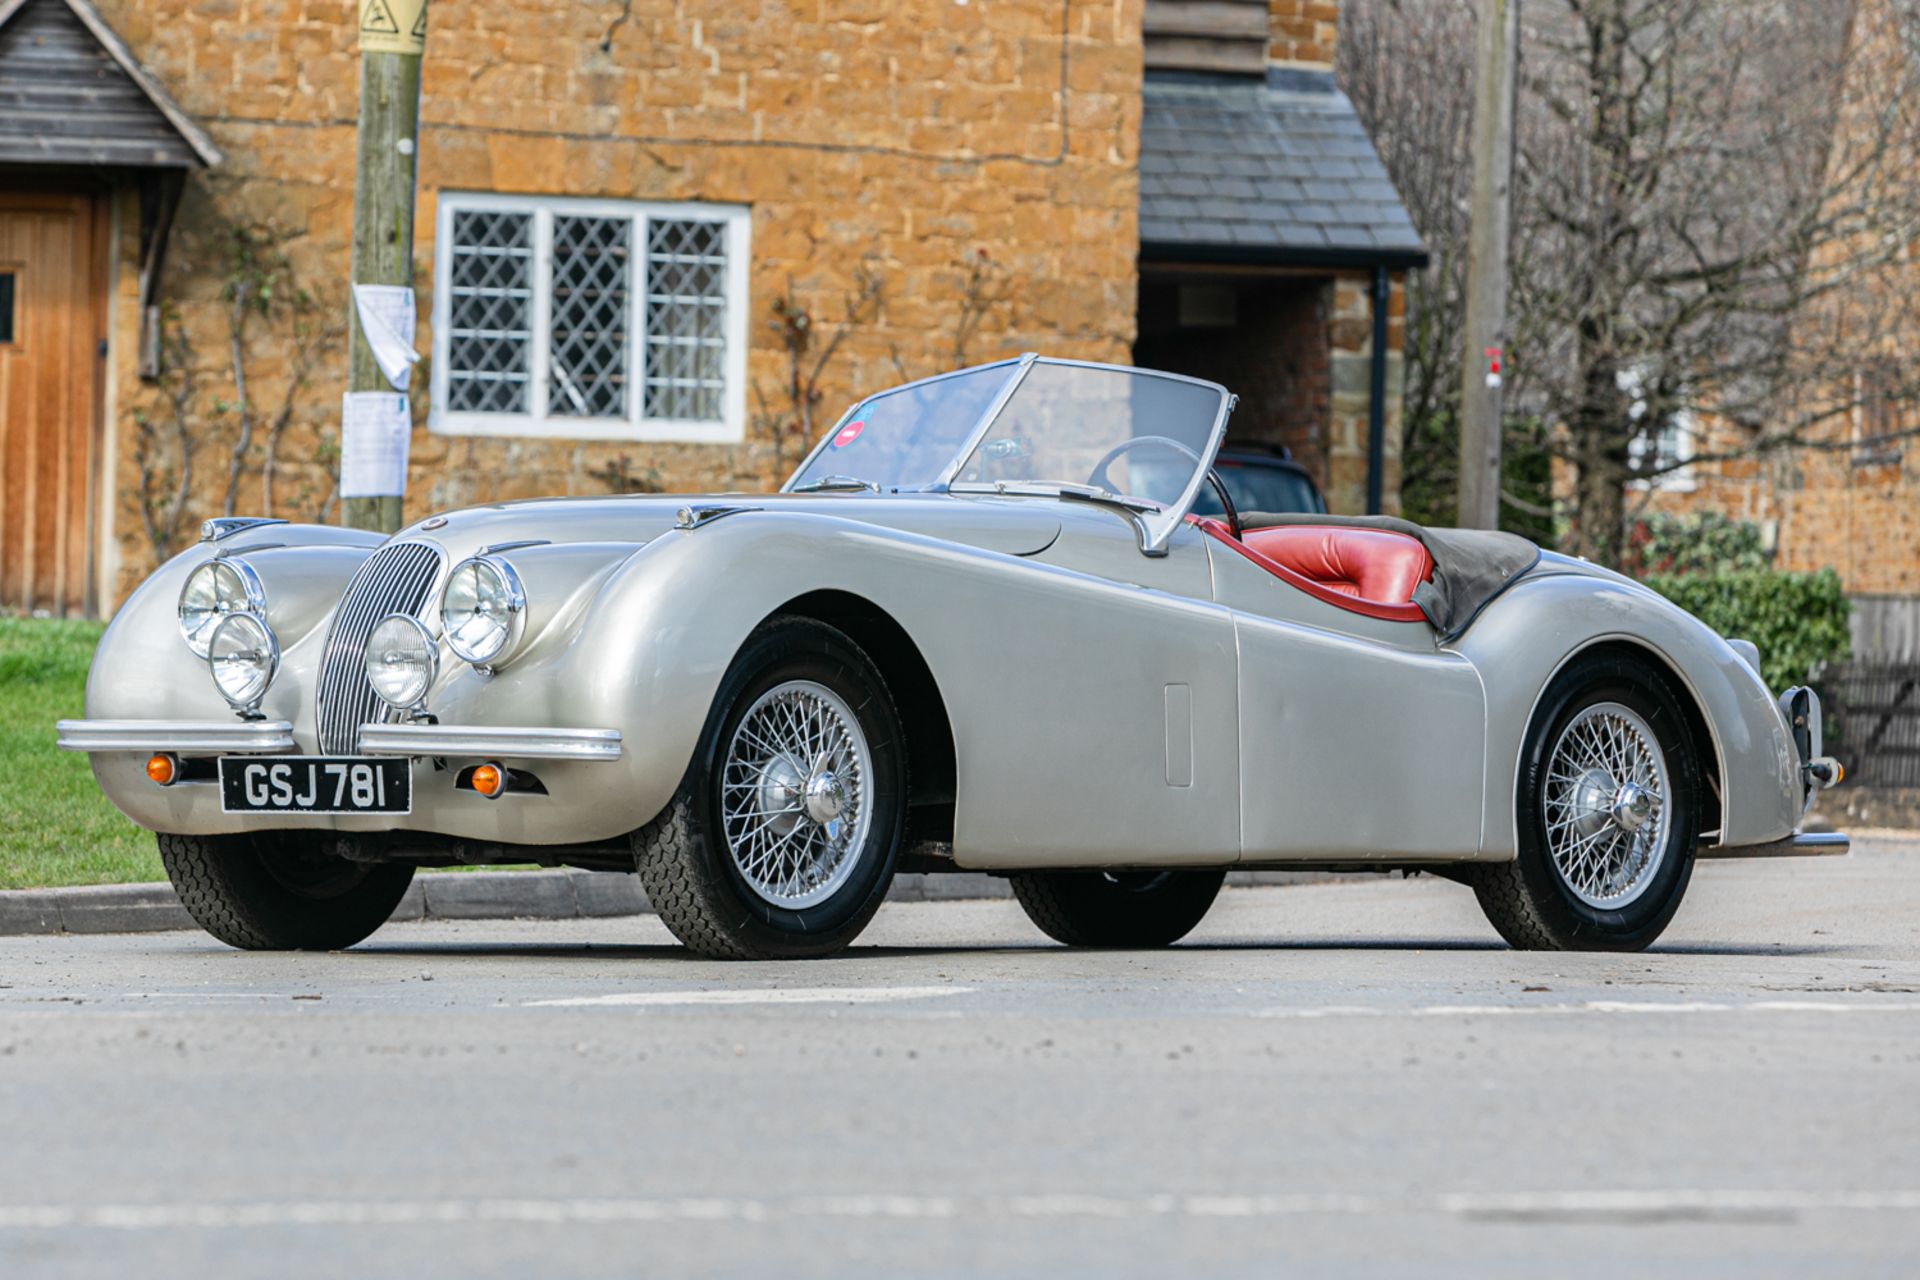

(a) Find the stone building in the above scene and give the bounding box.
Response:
[0,0,1421,615]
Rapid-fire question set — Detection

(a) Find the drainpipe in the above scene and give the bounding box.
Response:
[1365,264,1390,515]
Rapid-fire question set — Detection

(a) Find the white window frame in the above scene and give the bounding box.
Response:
[429,192,750,444]
[1621,365,1697,494]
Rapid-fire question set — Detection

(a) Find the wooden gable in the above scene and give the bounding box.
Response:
[0,0,221,168]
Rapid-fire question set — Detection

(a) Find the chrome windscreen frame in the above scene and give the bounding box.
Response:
[948,358,1235,556]
[778,355,1030,495]
[779,355,1235,557]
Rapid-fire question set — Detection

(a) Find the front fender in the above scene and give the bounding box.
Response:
[1454,571,1801,857]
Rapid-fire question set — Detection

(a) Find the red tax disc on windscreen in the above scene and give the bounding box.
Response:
[832,420,866,448]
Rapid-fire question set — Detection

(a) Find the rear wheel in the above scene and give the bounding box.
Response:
[1010,868,1225,947]
[1472,650,1701,951]
[159,831,415,951]
[633,618,907,959]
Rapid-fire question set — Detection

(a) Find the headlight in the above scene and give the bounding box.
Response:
[440,555,526,666]
[365,614,438,709]
[206,612,279,712]
[178,558,266,658]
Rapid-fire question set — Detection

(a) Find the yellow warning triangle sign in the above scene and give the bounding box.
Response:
[360,0,399,35]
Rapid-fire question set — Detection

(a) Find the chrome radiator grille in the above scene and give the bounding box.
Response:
[315,541,445,755]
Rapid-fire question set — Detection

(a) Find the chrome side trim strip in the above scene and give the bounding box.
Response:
[356,724,624,761]
[55,719,296,754]
[1701,831,1850,859]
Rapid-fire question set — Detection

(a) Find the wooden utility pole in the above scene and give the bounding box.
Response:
[1457,0,1519,531]
[342,0,427,533]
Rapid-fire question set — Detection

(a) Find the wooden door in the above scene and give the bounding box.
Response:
[0,191,105,617]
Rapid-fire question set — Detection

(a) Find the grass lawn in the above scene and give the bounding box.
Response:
[0,616,531,891]
[0,617,161,889]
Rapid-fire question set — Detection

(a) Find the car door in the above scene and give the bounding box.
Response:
[1209,543,1487,861]
[923,515,1243,870]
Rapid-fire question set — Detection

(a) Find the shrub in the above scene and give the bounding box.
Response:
[1628,511,1771,577]
[1643,568,1851,692]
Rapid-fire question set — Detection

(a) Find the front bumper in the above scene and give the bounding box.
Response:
[356,723,623,761]
[55,718,623,762]
[56,719,296,754]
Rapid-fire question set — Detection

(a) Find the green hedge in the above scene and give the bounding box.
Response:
[1643,569,1851,692]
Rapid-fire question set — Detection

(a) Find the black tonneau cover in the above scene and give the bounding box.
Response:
[1237,512,1542,641]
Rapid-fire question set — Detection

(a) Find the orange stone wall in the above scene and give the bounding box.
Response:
[94,0,1144,600]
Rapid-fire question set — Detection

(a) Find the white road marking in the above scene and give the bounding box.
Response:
[522,985,974,1008]
[2,1189,1916,1231]
[1254,999,1920,1019]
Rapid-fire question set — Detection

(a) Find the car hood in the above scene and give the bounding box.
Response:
[390,492,1063,562]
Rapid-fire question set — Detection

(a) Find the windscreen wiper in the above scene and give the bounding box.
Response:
[954,480,1160,513]
[790,475,880,493]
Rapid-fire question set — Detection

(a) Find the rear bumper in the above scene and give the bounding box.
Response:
[1701,831,1850,859]
[56,719,296,754]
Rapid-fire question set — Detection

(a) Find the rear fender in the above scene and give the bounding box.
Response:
[1454,573,1800,857]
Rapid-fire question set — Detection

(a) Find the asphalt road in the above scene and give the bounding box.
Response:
[4,839,1920,1278]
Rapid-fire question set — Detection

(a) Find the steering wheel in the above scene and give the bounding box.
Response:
[1086,436,1241,541]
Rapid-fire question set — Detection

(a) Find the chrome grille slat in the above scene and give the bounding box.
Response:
[315,542,445,754]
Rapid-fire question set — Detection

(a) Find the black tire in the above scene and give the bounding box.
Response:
[632,618,907,959]
[1010,868,1226,947]
[1471,650,1702,952]
[158,831,415,951]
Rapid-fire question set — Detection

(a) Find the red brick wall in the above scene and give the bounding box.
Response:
[1133,272,1332,480]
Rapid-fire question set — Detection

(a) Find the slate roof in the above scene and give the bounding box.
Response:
[1140,69,1426,270]
[0,0,221,168]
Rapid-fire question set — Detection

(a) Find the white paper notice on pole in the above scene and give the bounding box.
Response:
[340,392,411,498]
[352,283,420,391]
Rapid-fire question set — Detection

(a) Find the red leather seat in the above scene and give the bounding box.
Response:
[1239,526,1433,606]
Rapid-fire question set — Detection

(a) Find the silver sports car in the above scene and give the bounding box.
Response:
[60,356,1846,958]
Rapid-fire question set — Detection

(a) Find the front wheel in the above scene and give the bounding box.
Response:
[1010,869,1226,947]
[633,618,907,959]
[159,831,416,950]
[1471,650,1702,952]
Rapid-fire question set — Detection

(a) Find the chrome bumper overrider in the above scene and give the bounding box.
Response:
[1701,832,1850,859]
[55,719,297,754]
[355,723,623,761]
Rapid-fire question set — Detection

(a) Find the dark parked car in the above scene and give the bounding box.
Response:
[1192,449,1327,518]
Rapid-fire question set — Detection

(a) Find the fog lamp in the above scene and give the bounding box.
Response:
[365,614,439,710]
[207,612,280,713]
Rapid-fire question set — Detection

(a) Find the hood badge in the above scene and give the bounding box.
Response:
[421,516,448,530]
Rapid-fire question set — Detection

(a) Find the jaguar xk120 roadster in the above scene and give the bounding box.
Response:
[61,356,1846,957]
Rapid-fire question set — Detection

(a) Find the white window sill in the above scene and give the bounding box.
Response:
[428,410,745,445]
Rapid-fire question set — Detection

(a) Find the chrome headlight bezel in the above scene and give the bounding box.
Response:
[206,611,280,713]
[440,555,527,668]
[178,557,267,659]
[364,613,440,711]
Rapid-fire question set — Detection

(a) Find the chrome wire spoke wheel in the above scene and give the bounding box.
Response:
[1542,701,1672,909]
[720,679,875,910]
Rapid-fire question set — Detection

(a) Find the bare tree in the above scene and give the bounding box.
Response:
[1339,0,1482,525]
[1345,0,1920,565]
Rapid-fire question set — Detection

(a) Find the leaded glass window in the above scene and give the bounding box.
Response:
[432,195,747,442]
[644,219,728,423]
[549,215,631,419]
[445,210,533,414]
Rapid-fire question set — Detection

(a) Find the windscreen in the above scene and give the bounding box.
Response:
[952,362,1225,508]
[785,363,1014,493]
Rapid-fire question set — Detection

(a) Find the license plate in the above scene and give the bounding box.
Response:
[219,757,411,815]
